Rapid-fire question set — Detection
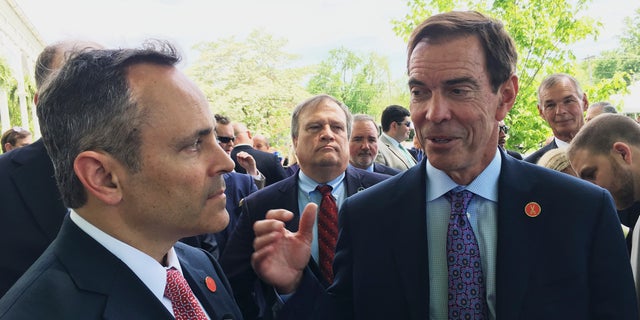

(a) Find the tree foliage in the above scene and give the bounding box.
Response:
[187,30,311,150]
[306,47,393,116]
[584,7,640,91]
[391,0,606,152]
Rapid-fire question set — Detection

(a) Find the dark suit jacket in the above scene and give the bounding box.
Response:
[181,172,258,258]
[0,217,243,320]
[373,163,401,176]
[0,139,68,297]
[524,140,558,163]
[220,166,389,320]
[286,151,637,319]
[231,145,287,187]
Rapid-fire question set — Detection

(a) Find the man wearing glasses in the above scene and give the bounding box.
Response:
[376,104,417,170]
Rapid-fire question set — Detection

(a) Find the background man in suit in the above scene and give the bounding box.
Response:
[567,114,640,308]
[0,40,102,298]
[250,11,637,319]
[376,104,417,170]
[231,121,287,187]
[524,73,588,163]
[498,120,522,159]
[220,94,389,320]
[0,42,243,319]
[349,114,400,176]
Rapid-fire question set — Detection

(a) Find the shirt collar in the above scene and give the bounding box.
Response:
[69,210,180,304]
[555,137,570,148]
[381,132,401,147]
[299,169,346,196]
[426,149,501,202]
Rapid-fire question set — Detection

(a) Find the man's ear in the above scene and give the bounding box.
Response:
[612,142,633,165]
[496,74,518,121]
[74,151,123,206]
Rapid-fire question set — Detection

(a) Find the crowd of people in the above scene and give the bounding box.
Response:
[0,10,639,320]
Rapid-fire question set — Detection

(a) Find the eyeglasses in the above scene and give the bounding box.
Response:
[396,121,411,128]
[217,136,235,144]
[499,125,510,134]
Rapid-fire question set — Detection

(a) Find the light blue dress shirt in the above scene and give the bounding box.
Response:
[297,170,346,261]
[426,151,500,320]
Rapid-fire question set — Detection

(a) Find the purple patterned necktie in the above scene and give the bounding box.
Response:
[445,189,488,319]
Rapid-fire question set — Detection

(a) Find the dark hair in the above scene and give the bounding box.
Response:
[37,40,181,208]
[1,127,31,152]
[290,94,352,139]
[380,105,410,132]
[34,41,103,89]
[407,11,517,93]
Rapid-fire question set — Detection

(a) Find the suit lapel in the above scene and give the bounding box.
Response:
[10,140,68,240]
[344,167,367,196]
[495,153,538,319]
[389,162,430,319]
[54,218,172,319]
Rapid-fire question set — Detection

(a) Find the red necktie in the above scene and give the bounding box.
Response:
[316,184,338,283]
[164,267,208,320]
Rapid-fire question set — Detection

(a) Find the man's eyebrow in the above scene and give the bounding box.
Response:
[444,77,479,89]
[174,127,213,147]
[408,77,425,87]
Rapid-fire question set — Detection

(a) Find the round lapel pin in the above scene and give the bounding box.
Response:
[205,276,217,292]
[524,202,541,217]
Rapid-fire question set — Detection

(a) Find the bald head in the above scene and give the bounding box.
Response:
[35,40,104,90]
[232,122,252,145]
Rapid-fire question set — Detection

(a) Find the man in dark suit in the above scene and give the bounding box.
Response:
[220,94,389,320]
[231,121,287,187]
[0,40,103,298]
[524,73,588,163]
[250,11,637,319]
[0,42,243,319]
[349,114,400,176]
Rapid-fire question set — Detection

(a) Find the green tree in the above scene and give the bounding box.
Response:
[187,30,311,150]
[391,0,604,152]
[307,47,393,115]
[584,7,640,90]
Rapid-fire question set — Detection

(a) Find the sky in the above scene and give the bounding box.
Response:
[15,0,640,79]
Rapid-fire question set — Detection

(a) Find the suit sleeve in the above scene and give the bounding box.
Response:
[589,190,639,318]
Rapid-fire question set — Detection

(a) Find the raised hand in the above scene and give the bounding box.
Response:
[251,203,317,293]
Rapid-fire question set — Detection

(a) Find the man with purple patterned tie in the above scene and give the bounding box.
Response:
[250,11,637,320]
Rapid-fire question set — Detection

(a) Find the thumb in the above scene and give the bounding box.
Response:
[297,202,317,244]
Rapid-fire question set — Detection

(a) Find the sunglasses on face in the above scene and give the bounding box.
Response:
[397,121,411,128]
[217,136,235,144]
[499,125,510,134]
